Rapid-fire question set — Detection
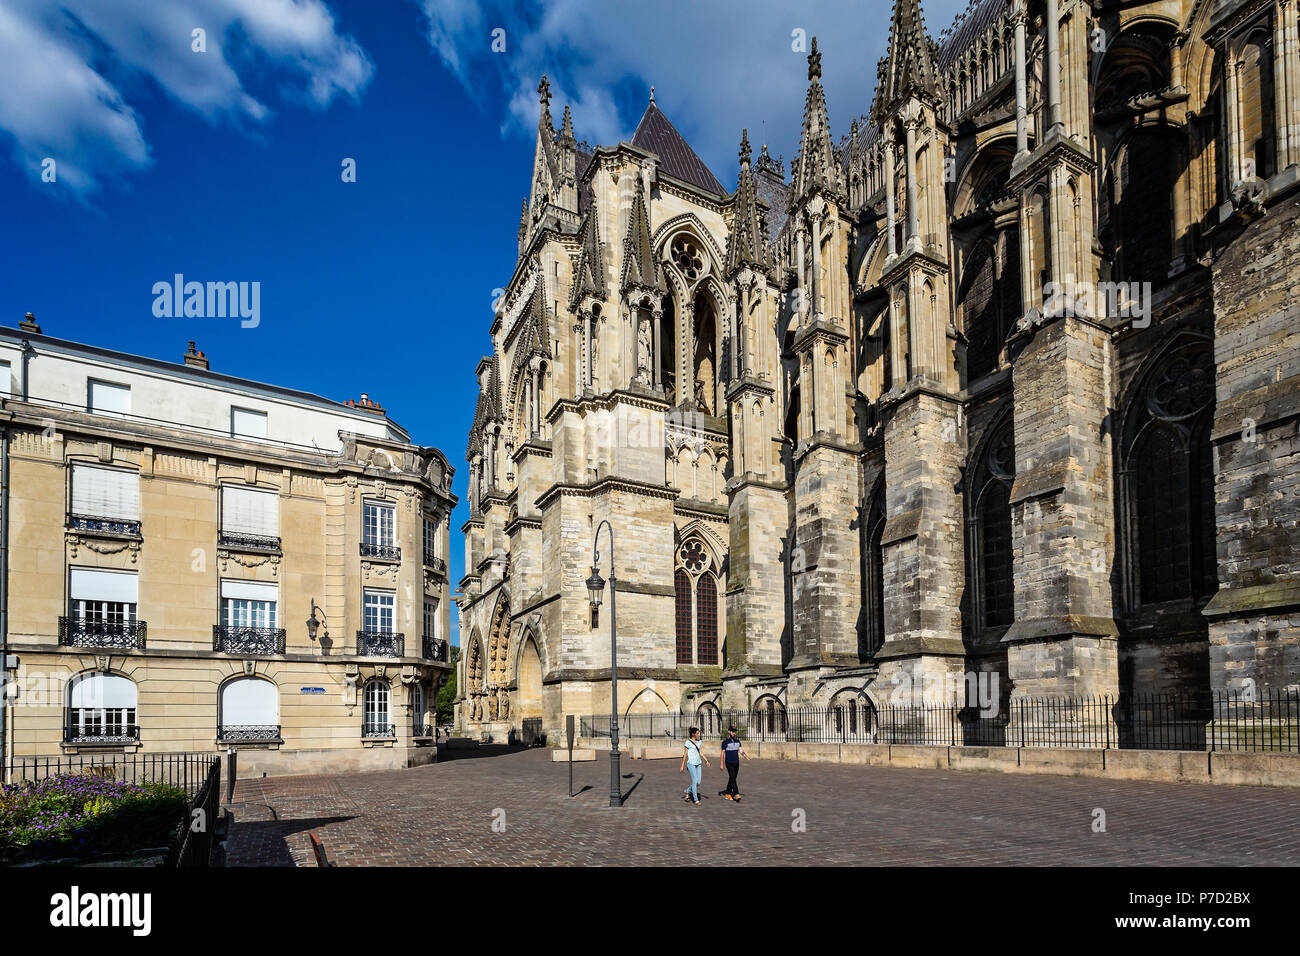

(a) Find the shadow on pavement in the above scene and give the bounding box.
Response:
[436,743,532,762]
[226,814,355,867]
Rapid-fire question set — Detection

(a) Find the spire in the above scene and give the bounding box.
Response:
[517,197,529,253]
[620,175,664,293]
[872,0,941,124]
[569,209,607,310]
[529,74,560,216]
[559,104,575,146]
[792,36,844,203]
[726,129,771,278]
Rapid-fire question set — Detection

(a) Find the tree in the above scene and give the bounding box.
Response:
[436,645,460,724]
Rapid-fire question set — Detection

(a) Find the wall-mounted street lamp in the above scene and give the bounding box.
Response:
[306,599,328,643]
[587,520,622,808]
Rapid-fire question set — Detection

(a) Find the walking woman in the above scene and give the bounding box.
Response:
[679,726,709,804]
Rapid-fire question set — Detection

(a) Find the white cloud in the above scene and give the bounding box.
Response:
[417,0,969,187]
[0,0,373,196]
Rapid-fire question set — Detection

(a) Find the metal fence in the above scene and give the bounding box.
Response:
[164,757,221,868]
[578,690,1300,753]
[3,750,219,794]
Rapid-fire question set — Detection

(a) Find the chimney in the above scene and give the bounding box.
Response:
[183,340,209,370]
[19,312,41,334]
[349,392,386,415]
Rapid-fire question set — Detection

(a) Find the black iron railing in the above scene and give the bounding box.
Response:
[356,630,404,657]
[63,722,140,745]
[424,554,447,575]
[165,757,221,867]
[66,513,142,536]
[362,722,396,738]
[423,636,448,661]
[58,616,146,650]
[4,751,216,795]
[412,723,434,738]
[217,725,281,742]
[217,531,281,553]
[576,690,1300,754]
[212,624,286,655]
[360,542,401,560]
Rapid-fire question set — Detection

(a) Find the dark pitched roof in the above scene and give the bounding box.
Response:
[936,0,1010,73]
[631,102,725,195]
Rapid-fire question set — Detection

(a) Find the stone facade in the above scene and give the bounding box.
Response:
[458,0,1300,741]
[0,326,456,775]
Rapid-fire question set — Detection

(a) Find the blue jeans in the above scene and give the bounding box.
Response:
[685,762,701,801]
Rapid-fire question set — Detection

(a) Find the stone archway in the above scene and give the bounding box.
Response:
[515,633,543,720]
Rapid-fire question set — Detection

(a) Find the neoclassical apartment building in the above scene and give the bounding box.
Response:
[458,0,1299,740]
[0,316,455,776]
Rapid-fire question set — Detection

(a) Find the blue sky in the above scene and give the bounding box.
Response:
[0,0,967,643]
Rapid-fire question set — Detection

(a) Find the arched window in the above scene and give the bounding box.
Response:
[1122,340,1218,609]
[675,569,693,664]
[695,701,721,736]
[693,293,718,415]
[864,485,887,656]
[1239,32,1276,180]
[675,538,722,665]
[1101,130,1175,284]
[968,416,1016,633]
[363,680,391,737]
[1027,188,1052,296]
[660,298,677,403]
[752,696,787,738]
[67,672,137,743]
[219,677,279,741]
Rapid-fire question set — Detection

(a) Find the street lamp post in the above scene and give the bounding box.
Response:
[586,520,621,807]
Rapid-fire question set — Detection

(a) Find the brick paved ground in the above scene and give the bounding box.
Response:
[224,746,1300,866]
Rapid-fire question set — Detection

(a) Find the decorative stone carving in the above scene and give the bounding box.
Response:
[66,535,140,563]
[217,549,280,576]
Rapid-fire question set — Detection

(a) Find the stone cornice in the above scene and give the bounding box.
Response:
[545,385,670,424]
[535,475,680,510]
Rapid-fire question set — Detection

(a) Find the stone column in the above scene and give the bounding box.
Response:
[809,211,822,319]
[652,308,663,389]
[884,135,898,258]
[1013,5,1029,157]
[1276,0,1298,169]
[795,227,808,320]
[1045,0,1063,135]
[1226,56,1243,184]
[583,312,593,389]
[905,116,921,247]
[1005,311,1119,706]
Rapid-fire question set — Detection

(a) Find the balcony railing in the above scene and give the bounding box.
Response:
[422,636,448,662]
[64,723,140,745]
[218,531,282,553]
[66,513,141,537]
[423,553,446,575]
[59,617,147,650]
[361,542,401,561]
[356,630,404,657]
[212,625,286,656]
[218,725,282,743]
[362,722,396,739]
[412,722,435,739]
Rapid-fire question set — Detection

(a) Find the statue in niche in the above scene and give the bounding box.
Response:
[637,316,653,381]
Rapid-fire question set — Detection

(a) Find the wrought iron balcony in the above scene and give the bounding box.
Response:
[218,530,282,553]
[412,722,435,739]
[422,636,448,662]
[212,625,286,656]
[66,512,141,537]
[218,724,282,742]
[360,542,401,561]
[423,552,446,575]
[59,617,147,650]
[64,723,140,745]
[362,722,396,739]
[356,630,404,657]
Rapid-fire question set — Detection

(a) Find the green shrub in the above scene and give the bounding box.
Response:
[0,774,188,864]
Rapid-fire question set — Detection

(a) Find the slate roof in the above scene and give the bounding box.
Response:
[631,102,726,195]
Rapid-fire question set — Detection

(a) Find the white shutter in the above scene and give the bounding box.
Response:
[69,568,138,603]
[220,579,278,602]
[220,678,278,724]
[0,360,10,398]
[71,465,139,519]
[89,380,131,416]
[71,673,137,709]
[221,486,278,535]
[231,407,268,439]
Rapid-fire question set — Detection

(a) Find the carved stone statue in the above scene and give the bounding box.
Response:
[637,316,653,380]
